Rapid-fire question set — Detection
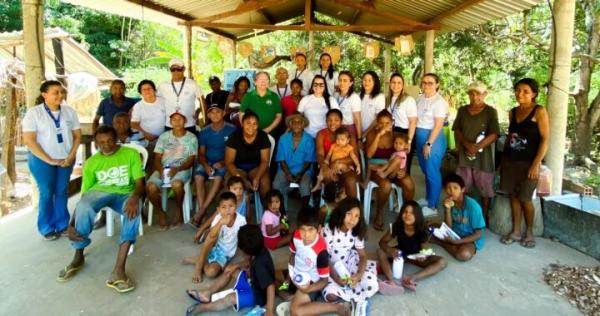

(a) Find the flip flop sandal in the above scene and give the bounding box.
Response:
[57,265,82,282]
[500,234,520,245]
[520,239,536,248]
[377,279,404,296]
[401,279,417,292]
[186,303,201,316]
[43,233,59,241]
[186,289,210,303]
[105,278,136,293]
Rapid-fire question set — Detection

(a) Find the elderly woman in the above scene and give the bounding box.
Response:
[365,110,415,230]
[316,109,359,199]
[415,73,448,216]
[273,113,316,208]
[23,80,82,240]
[500,78,549,249]
[131,79,167,145]
[334,70,362,141]
[298,75,339,138]
[388,72,417,174]
[225,111,271,221]
[240,71,282,137]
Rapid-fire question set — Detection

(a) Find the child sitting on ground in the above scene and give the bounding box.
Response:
[194,176,249,243]
[318,181,346,226]
[434,173,486,262]
[377,200,446,293]
[312,127,361,192]
[185,224,276,315]
[261,189,292,250]
[188,192,247,283]
[321,198,378,313]
[287,207,352,315]
[371,133,408,179]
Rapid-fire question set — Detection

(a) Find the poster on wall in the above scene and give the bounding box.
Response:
[223,69,256,92]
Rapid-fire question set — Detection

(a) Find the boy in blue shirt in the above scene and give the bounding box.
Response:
[435,173,486,261]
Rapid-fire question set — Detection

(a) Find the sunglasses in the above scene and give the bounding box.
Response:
[170,68,184,72]
[313,83,325,87]
[422,81,436,85]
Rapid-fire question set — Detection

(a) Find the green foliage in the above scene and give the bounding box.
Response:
[0,0,22,32]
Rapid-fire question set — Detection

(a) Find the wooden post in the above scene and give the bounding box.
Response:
[51,38,66,86]
[182,24,193,79]
[232,40,237,68]
[424,30,435,73]
[546,0,576,195]
[308,31,315,70]
[0,78,18,215]
[383,43,392,93]
[21,0,45,108]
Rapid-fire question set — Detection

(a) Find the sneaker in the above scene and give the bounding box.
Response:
[354,300,370,316]
[417,198,428,207]
[422,207,438,218]
[43,232,59,241]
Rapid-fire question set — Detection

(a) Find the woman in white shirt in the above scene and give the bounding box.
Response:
[415,73,448,215]
[131,79,167,145]
[360,71,386,136]
[297,75,339,137]
[316,53,339,95]
[22,80,81,241]
[288,52,314,96]
[334,70,362,141]
[388,72,417,174]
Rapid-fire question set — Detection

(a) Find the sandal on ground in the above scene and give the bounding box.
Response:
[57,265,82,282]
[500,234,520,245]
[186,289,210,303]
[520,238,536,248]
[401,278,417,292]
[43,232,59,241]
[377,279,404,296]
[186,303,201,316]
[105,278,136,293]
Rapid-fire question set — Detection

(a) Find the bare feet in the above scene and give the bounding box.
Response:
[337,301,353,316]
[186,288,211,303]
[180,256,197,265]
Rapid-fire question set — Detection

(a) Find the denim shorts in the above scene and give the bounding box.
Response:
[195,163,227,178]
[207,244,231,268]
[147,169,191,187]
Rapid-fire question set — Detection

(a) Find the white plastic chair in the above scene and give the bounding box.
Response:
[103,143,147,237]
[147,172,193,226]
[362,181,403,224]
[254,134,276,221]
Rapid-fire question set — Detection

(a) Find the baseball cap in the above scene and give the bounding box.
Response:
[168,58,185,69]
[207,97,226,112]
[169,110,187,121]
[467,81,487,93]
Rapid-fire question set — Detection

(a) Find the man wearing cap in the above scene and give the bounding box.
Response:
[157,58,205,134]
[287,52,313,96]
[273,112,316,208]
[452,81,500,222]
[146,111,198,229]
[192,99,236,225]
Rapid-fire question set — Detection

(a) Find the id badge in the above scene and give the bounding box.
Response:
[56,127,64,144]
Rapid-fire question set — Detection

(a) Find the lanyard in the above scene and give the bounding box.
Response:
[276,86,288,99]
[294,68,305,79]
[336,94,346,108]
[171,77,186,105]
[44,103,63,143]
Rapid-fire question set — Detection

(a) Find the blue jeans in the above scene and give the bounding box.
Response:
[415,128,447,208]
[28,153,73,236]
[71,190,140,249]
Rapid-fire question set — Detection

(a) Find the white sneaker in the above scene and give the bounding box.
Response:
[422,206,438,217]
[417,198,428,207]
[354,300,369,316]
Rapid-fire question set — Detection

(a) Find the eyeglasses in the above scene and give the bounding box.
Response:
[170,68,184,72]
[313,83,325,87]
[422,81,436,85]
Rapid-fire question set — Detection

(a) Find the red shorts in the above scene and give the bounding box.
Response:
[264,236,282,250]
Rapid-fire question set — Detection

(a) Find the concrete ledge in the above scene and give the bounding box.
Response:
[489,195,544,237]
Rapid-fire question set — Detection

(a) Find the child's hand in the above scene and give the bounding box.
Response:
[443,198,454,209]
[356,166,361,176]
[192,270,203,283]
[349,274,361,288]
[193,228,207,243]
[444,235,459,245]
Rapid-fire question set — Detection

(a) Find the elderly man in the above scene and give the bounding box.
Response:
[452,81,500,222]
[273,112,316,208]
[57,125,144,293]
[270,67,291,100]
[157,58,205,133]
[92,79,138,132]
[146,111,198,229]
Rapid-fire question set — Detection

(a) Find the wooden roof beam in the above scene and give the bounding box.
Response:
[305,0,313,28]
[428,0,485,24]
[192,0,285,22]
[350,0,375,24]
[329,0,440,30]
[181,21,420,33]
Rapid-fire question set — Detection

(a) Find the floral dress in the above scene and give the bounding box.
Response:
[321,226,379,302]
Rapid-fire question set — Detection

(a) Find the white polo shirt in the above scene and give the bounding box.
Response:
[316,70,339,95]
[157,78,203,127]
[360,93,386,132]
[298,94,339,138]
[22,104,81,159]
[288,68,314,96]
[389,95,417,129]
[270,85,292,99]
[416,93,448,129]
[131,98,167,137]
[334,92,361,126]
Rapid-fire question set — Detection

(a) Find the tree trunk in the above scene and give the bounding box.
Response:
[21,0,45,108]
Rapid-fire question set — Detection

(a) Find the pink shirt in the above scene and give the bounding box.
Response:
[261,210,281,238]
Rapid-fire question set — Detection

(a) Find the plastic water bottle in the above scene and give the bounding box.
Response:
[162,164,171,187]
[244,305,266,316]
[476,131,485,152]
[334,261,351,288]
[392,251,404,279]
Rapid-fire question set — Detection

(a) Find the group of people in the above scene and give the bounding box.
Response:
[23,53,549,315]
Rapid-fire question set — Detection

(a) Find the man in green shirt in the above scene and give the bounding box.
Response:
[57,125,145,293]
[239,71,282,136]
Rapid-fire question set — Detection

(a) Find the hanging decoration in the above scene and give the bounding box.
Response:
[395,35,414,56]
[218,39,232,54]
[260,45,277,63]
[364,41,380,60]
[290,47,307,58]
[323,46,341,64]
[238,42,254,58]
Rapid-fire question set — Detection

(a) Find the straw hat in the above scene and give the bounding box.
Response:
[285,112,309,129]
